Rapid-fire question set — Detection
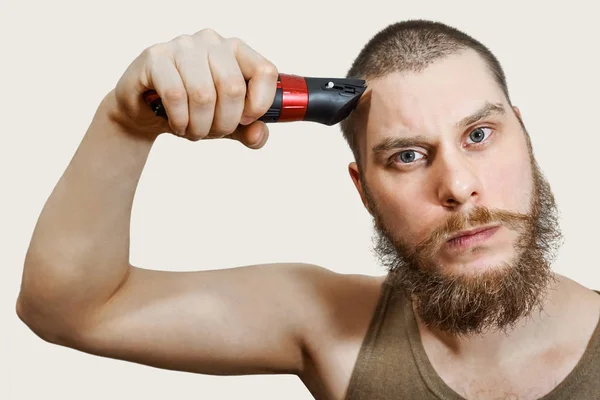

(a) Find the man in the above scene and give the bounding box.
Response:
[16,19,600,399]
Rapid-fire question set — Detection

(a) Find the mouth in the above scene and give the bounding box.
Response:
[445,224,501,251]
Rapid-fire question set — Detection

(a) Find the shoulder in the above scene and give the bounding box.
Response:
[290,264,387,328]
[279,263,387,343]
[269,263,387,359]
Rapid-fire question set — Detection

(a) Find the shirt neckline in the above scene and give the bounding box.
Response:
[403,290,600,400]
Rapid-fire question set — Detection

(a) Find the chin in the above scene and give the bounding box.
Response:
[437,251,515,277]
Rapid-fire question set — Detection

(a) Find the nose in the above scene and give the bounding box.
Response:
[434,150,483,209]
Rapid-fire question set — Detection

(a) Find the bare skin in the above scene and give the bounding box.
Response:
[16,29,600,400]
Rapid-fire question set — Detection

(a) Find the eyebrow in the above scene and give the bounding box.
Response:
[456,101,506,129]
[372,135,435,155]
[371,101,506,155]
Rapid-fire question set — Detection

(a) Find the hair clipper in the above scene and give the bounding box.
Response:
[142,74,367,126]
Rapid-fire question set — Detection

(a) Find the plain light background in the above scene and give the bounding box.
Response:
[2,0,599,399]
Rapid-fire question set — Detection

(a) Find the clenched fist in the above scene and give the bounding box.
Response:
[110,29,279,148]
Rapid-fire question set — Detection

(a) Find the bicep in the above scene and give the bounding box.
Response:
[69,263,322,376]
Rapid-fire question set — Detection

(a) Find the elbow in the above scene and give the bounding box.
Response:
[16,293,73,346]
[17,258,89,346]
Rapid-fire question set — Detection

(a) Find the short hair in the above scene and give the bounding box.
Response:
[340,19,511,168]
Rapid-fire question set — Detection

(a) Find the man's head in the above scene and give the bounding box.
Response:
[342,20,563,336]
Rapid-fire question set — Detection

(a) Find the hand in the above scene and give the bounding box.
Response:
[110,29,278,148]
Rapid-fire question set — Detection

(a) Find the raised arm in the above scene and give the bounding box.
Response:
[16,29,335,377]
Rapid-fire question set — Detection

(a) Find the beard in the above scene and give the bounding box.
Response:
[364,153,563,337]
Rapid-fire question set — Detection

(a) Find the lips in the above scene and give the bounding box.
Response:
[445,224,501,251]
[447,225,499,242]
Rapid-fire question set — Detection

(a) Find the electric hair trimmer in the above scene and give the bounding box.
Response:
[143,74,367,126]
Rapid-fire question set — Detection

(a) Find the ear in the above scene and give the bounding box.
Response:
[348,162,372,214]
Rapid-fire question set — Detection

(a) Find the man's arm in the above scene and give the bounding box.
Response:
[16,89,333,376]
[15,30,340,377]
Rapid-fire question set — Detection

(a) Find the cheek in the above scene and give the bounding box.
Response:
[482,140,533,213]
[369,174,440,243]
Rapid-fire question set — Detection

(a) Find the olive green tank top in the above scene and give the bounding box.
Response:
[344,277,600,400]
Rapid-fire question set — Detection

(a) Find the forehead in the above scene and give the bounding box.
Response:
[359,49,508,144]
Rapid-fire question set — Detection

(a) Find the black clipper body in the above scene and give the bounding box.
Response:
[143,73,366,126]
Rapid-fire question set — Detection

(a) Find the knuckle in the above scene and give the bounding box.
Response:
[143,43,168,61]
[163,87,187,103]
[195,28,221,41]
[173,34,195,48]
[188,86,216,107]
[225,36,243,48]
[221,81,246,99]
[258,60,278,79]
[199,28,217,36]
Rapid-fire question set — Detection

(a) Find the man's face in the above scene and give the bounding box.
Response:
[349,49,562,335]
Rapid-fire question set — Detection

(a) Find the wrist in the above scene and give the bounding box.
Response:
[97,89,162,143]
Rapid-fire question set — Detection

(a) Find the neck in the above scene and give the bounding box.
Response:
[413,273,566,362]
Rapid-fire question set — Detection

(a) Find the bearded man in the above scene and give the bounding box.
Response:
[17,19,600,400]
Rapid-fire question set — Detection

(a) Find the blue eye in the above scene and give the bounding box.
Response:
[395,150,424,164]
[467,127,492,144]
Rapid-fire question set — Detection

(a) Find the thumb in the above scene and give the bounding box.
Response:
[228,121,269,149]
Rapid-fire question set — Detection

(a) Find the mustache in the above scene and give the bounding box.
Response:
[412,205,532,260]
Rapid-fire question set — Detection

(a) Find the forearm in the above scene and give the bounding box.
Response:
[18,90,157,330]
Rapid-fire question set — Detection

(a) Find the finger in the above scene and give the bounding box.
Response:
[173,48,216,141]
[227,121,269,149]
[146,50,189,136]
[208,45,247,136]
[229,39,278,125]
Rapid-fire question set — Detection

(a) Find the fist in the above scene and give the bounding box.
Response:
[111,29,279,148]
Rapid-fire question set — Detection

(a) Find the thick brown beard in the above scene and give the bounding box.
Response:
[364,157,563,336]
